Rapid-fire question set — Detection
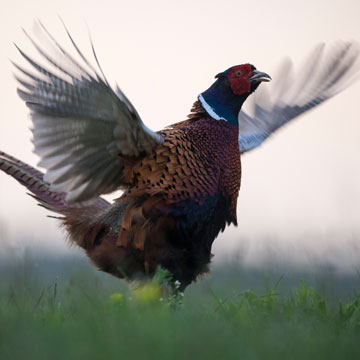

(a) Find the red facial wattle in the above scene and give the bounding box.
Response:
[229,77,251,95]
[226,64,253,96]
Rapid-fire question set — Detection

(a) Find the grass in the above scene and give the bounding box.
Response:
[0,253,360,360]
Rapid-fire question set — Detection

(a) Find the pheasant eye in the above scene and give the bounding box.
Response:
[235,70,242,76]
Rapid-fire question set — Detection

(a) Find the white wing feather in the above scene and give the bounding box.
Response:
[238,42,360,153]
[14,23,163,203]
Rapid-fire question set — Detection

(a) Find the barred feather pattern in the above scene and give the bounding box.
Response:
[13,23,163,203]
[0,151,69,213]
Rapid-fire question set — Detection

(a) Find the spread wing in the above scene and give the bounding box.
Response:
[238,42,360,153]
[14,22,163,203]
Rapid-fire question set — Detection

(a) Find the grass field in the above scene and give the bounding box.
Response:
[0,252,360,360]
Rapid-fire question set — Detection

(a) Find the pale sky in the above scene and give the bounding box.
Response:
[0,0,359,270]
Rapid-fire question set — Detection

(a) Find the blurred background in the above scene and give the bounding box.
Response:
[0,0,359,275]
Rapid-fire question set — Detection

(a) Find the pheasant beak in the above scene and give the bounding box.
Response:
[249,70,272,83]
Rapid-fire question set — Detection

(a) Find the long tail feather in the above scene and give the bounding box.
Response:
[0,151,110,214]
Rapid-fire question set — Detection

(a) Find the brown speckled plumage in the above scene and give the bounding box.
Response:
[102,107,242,286]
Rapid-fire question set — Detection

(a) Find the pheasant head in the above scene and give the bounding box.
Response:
[198,64,271,125]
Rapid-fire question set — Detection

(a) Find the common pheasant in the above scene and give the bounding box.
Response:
[1,24,359,289]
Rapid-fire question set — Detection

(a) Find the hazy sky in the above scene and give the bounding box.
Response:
[0,0,359,268]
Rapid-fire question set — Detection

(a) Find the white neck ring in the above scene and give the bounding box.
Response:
[198,94,226,121]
